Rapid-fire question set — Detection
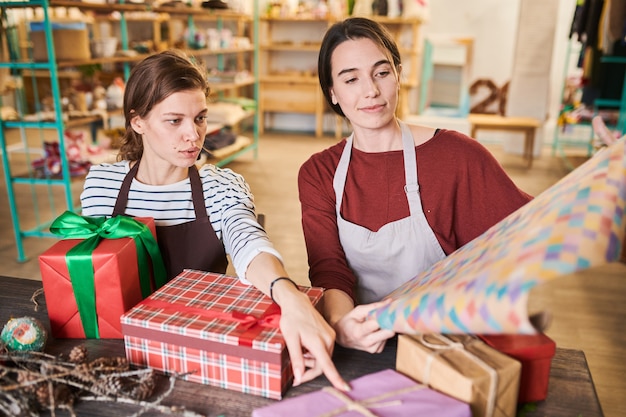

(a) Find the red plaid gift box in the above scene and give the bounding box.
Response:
[121,269,324,400]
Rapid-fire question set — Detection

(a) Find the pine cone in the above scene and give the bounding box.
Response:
[131,370,156,400]
[52,384,75,408]
[16,370,41,393]
[95,374,127,396]
[35,383,51,406]
[68,345,88,364]
[70,363,97,384]
[89,356,129,372]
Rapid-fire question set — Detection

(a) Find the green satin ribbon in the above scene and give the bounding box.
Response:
[50,211,167,338]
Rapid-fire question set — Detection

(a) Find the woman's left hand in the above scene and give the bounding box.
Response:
[244,253,349,391]
[278,290,350,390]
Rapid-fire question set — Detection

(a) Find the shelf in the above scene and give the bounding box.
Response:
[51,54,151,68]
[260,74,318,83]
[210,135,252,159]
[260,43,322,51]
[49,0,148,12]
[188,46,255,55]
[209,78,256,92]
[93,13,170,22]
[259,16,332,22]
[155,7,252,20]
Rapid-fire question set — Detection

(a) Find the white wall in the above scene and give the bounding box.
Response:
[425,0,576,119]
[424,0,520,88]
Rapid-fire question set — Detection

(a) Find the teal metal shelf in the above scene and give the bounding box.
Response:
[0,0,140,261]
[599,55,626,134]
[1,0,74,262]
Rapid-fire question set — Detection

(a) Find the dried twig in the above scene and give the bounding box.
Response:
[0,345,206,417]
[29,288,45,312]
[80,373,205,416]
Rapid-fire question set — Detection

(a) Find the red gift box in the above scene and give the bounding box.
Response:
[39,216,164,339]
[121,269,324,400]
[477,333,556,403]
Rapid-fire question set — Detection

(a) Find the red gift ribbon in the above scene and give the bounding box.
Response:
[138,298,281,347]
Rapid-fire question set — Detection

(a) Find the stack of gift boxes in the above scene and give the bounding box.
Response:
[37,214,559,414]
[37,138,625,414]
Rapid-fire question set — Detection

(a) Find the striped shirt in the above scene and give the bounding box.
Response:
[80,160,281,280]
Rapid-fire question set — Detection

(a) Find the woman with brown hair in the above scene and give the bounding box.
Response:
[300,18,533,353]
[81,49,348,391]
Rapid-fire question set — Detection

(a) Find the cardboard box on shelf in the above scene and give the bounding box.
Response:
[29,21,90,61]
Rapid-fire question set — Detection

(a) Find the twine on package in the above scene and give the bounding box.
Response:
[317,384,426,417]
[419,334,498,417]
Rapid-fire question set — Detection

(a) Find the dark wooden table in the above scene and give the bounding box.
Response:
[0,276,604,417]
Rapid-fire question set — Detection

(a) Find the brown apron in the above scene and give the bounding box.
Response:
[113,161,228,281]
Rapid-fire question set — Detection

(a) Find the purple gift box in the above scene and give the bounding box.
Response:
[252,369,471,417]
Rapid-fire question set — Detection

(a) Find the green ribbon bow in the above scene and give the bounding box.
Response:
[50,211,167,338]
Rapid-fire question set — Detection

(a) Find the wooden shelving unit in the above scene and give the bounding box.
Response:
[258,14,422,138]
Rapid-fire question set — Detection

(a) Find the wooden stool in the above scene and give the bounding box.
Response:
[468,114,541,167]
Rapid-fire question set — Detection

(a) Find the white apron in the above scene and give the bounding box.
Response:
[333,121,446,304]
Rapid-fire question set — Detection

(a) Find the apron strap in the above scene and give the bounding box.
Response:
[188,165,209,221]
[399,121,421,217]
[333,122,422,217]
[112,161,139,217]
[332,134,354,216]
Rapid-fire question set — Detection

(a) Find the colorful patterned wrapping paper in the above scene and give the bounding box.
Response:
[121,269,324,400]
[370,138,626,335]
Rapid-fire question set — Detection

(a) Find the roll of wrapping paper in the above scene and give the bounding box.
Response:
[370,138,626,335]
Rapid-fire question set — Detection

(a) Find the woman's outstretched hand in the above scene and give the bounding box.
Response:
[244,253,350,391]
[277,290,350,391]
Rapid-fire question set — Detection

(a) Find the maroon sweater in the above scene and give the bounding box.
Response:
[298,129,533,303]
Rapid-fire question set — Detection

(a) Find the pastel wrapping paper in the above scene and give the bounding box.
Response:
[39,216,163,339]
[371,138,626,334]
[396,334,521,417]
[252,369,472,417]
[121,269,324,400]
